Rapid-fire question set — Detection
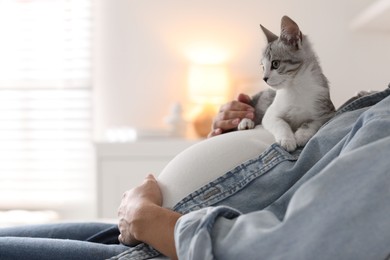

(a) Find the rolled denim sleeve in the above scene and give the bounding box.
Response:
[174,206,241,260]
[175,137,390,260]
[175,206,287,259]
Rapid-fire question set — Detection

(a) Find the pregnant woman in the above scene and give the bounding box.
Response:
[1,89,390,260]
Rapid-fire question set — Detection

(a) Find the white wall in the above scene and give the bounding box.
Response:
[93,0,390,140]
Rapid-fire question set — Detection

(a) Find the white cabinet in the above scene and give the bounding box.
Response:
[95,138,198,218]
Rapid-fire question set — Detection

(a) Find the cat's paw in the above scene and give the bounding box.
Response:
[238,118,255,130]
[277,138,297,152]
[295,127,315,147]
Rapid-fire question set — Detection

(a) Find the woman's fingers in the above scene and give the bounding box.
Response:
[207,93,255,138]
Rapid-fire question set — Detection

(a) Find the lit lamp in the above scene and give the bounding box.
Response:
[188,64,230,137]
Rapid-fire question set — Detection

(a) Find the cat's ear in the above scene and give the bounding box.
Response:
[280,16,302,49]
[260,24,278,43]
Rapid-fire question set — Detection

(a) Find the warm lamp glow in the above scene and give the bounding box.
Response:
[185,43,229,64]
[188,64,230,105]
[188,64,230,137]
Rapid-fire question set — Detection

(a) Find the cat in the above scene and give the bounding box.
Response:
[238,15,335,152]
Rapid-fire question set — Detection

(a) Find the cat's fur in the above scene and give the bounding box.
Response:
[238,16,335,152]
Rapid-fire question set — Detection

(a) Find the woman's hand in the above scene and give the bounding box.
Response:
[117,174,181,259]
[117,174,162,246]
[208,93,255,138]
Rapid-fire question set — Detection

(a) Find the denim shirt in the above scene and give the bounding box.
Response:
[111,86,390,260]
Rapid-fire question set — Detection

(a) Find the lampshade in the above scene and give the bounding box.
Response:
[188,64,230,105]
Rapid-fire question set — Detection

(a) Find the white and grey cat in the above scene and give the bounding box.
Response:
[238,16,335,152]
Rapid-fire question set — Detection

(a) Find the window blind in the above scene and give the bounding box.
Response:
[0,0,93,211]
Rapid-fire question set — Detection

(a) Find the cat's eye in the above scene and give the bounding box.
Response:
[271,60,280,69]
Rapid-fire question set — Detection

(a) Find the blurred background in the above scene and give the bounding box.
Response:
[0,0,389,225]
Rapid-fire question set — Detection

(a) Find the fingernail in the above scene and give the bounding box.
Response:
[232,118,240,125]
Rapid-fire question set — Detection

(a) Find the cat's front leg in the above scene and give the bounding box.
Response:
[277,135,297,152]
[262,111,296,152]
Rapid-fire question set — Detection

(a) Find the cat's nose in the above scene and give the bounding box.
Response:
[263,77,269,82]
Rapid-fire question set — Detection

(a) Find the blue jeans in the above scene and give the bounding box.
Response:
[0,223,127,260]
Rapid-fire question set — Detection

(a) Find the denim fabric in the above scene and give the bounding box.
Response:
[0,222,117,242]
[0,223,128,260]
[113,86,390,260]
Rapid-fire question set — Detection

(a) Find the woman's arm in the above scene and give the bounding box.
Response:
[117,174,181,260]
[208,93,255,138]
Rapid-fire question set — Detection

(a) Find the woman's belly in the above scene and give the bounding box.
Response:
[157,126,275,208]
